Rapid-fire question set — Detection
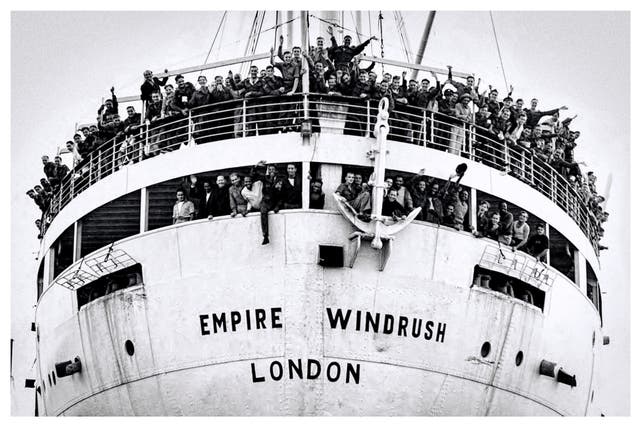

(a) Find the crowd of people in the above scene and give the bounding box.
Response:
[165,164,550,262]
[28,26,608,251]
[334,169,551,261]
[171,162,308,245]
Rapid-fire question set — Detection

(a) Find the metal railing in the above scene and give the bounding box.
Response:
[40,93,602,253]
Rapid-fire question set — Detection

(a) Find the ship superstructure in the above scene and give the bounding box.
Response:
[28,11,607,416]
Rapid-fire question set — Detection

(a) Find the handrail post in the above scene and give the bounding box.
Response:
[303,93,309,121]
[145,122,150,156]
[529,154,535,186]
[112,140,117,174]
[422,110,427,147]
[187,109,192,145]
[470,124,476,160]
[70,171,75,200]
[366,100,371,137]
[89,152,93,184]
[503,138,509,172]
[242,100,247,138]
[430,111,434,146]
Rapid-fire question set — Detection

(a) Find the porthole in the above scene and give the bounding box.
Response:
[480,342,491,358]
[125,340,135,356]
[515,351,524,366]
[52,371,56,385]
[47,374,51,386]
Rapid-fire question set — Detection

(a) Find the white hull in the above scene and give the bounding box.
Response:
[35,211,604,416]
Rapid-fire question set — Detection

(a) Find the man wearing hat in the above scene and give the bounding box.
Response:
[327,25,377,73]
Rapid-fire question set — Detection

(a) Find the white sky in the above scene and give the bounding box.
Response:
[7,6,632,417]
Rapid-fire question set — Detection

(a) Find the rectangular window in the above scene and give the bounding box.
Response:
[76,263,143,309]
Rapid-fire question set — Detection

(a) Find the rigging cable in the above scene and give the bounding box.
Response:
[350,11,362,44]
[489,11,509,93]
[273,11,279,49]
[378,12,385,73]
[393,11,412,63]
[367,11,374,56]
[200,11,228,74]
[247,11,266,73]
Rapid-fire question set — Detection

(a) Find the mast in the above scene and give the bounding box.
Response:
[355,11,363,43]
[300,11,310,94]
[410,11,436,81]
[286,10,294,46]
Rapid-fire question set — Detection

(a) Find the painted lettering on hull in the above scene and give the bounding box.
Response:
[251,359,360,384]
[325,308,447,343]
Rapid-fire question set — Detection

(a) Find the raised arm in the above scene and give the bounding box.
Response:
[352,36,377,55]
[277,35,285,61]
[110,87,118,111]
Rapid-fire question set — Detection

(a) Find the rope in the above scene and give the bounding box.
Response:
[201,11,228,73]
[489,11,509,93]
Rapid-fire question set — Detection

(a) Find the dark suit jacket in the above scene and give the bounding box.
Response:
[198,191,216,219]
[213,185,231,216]
[281,176,302,208]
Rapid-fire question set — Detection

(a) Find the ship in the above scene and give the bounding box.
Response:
[26,11,610,416]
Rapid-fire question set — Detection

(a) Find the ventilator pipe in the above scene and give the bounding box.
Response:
[55,357,82,378]
[539,359,577,387]
[539,359,556,377]
[557,368,577,387]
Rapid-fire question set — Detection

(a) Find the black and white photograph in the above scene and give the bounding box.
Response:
[7,4,632,418]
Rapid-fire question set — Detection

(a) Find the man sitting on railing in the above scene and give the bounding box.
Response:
[253,163,284,245]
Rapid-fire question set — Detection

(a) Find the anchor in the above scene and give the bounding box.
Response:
[333,97,422,271]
